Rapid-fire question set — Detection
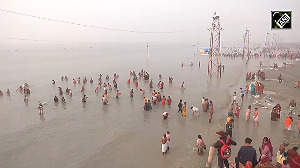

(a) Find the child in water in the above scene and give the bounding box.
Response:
[196,135,206,155]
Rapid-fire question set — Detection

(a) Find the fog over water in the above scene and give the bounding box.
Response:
[0,0,299,167]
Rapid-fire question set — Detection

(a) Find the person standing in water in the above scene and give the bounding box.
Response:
[240,88,245,102]
[115,90,121,99]
[226,119,234,138]
[6,89,10,96]
[233,92,237,104]
[253,107,259,126]
[289,100,296,114]
[245,105,251,122]
[182,102,187,117]
[278,74,283,83]
[235,103,240,118]
[54,95,59,103]
[167,96,172,106]
[181,82,185,89]
[196,134,206,155]
[130,89,134,98]
[284,116,293,134]
[161,134,168,155]
[166,131,171,151]
[161,96,166,105]
[61,96,66,103]
[38,102,43,115]
[246,83,249,95]
[178,99,183,113]
[209,101,214,123]
[82,95,88,103]
[149,79,153,88]
[24,95,28,102]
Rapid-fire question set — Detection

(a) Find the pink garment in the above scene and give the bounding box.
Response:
[197,139,204,147]
[245,109,250,121]
[261,139,273,162]
[166,133,170,141]
[261,145,272,162]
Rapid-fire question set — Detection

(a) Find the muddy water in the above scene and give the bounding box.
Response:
[0,43,294,168]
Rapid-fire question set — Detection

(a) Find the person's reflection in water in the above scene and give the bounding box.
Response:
[39,113,45,121]
[102,105,108,116]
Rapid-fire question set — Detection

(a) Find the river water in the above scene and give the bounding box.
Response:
[0,43,294,168]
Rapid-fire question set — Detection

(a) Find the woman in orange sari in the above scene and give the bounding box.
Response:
[284,116,293,133]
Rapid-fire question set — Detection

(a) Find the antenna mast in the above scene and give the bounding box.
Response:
[208,12,222,78]
[242,28,250,60]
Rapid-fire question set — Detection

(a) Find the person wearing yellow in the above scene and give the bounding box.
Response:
[182,102,187,117]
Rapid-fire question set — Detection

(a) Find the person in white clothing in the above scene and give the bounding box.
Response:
[191,106,199,116]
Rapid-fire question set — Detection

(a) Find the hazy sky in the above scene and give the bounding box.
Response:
[0,0,299,45]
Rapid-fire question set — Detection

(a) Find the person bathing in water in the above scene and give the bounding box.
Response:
[54,95,59,103]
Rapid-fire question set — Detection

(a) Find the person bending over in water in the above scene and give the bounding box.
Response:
[115,90,121,99]
[162,112,169,120]
[191,106,199,116]
[54,95,59,103]
[62,97,66,103]
[82,95,88,103]
[181,82,185,89]
[102,95,108,105]
[6,89,10,96]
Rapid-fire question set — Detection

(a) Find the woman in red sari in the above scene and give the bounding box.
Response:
[259,83,265,95]
[259,137,274,162]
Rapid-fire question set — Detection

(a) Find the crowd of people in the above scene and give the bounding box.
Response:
[1,55,299,168]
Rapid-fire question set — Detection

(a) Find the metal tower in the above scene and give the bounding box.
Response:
[242,28,250,59]
[208,12,222,78]
[263,32,270,54]
[271,34,278,50]
[242,28,250,60]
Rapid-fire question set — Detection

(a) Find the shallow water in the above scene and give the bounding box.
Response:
[0,43,295,168]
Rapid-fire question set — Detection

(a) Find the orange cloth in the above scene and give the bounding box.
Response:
[284,117,292,127]
[161,98,165,105]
